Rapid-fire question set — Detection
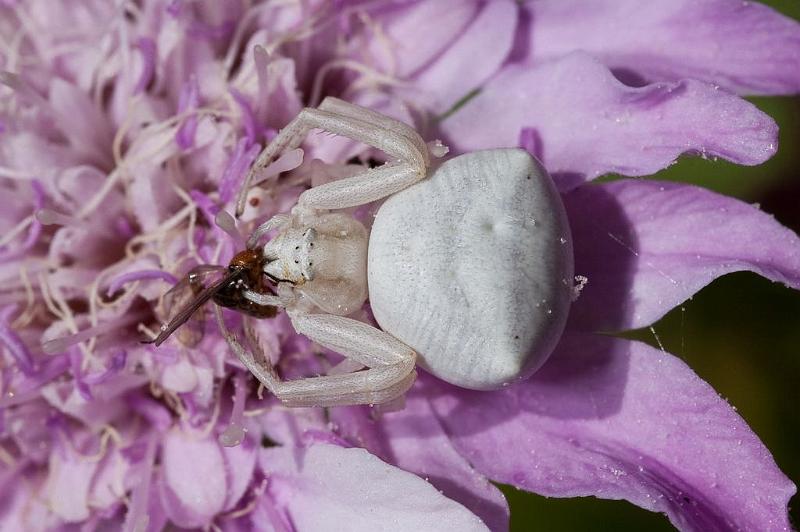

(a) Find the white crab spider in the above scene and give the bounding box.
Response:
[217,97,574,407]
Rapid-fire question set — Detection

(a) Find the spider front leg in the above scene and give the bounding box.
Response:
[235,97,431,216]
[215,307,416,407]
[245,213,291,250]
[241,281,294,309]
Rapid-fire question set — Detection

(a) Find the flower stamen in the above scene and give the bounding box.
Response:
[0,305,35,374]
[121,434,157,532]
[41,312,146,355]
[106,270,179,298]
[35,209,113,239]
[219,373,248,447]
[251,148,305,187]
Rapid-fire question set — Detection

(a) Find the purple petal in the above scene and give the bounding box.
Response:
[40,372,137,430]
[381,393,509,531]
[429,333,795,531]
[362,0,479,79]
[520,0,800,95]
[259,444,489,531]
[331,398,506,526]
[134,37,157,95]
[440,52,777,190]
[251,52,302,129]
[82,351,127,385]
[5,400,54,463]
[221,436,257,511]
[0,355,69,410]
[399,0,518,112]
[230,88,258,147]
[44,446,99,522]
[175,76,200,150]
[219,137,262,205]
[144,485,169,532]
[160,426,227,528]
[70,348,92,401]
[0,180,44,263]
[565,179,800,331]
[256,403,329,446]
[0,308,35,375]
[351,1,516,112]
[189,189,220,227]
[89,447,131,510]
[123,434,161,532]
[128,165,181,232]
[1,471,60,530]
[128,394,172,433]
[160,356,200,394]
[188,19,235,41]
[48,79,113,168]
[166,0,182,17]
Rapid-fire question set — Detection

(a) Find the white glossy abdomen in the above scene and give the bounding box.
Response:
[368,149,573,390]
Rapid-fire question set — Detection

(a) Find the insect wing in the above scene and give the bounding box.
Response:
[151,266,231,347]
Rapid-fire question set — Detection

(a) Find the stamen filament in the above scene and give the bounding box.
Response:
[106,270,178,297]
[41,313,145,355]
[122,434,157,532]
[35,209,113,238]
[219,373,247,447]
[0,215,33,248]
[252,148,304,186]
[0,306,35,374]
[215,210,245,249]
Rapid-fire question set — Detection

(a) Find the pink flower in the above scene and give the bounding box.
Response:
[1,1,799,530]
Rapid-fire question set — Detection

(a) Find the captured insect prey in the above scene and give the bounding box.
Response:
[145,248,279,347]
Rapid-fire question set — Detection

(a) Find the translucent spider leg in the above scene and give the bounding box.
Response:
[215,306,416,407]
[245,214,291,250]
[235,97,430,216]
[316,97,428,159]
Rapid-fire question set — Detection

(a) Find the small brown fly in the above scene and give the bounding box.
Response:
[145,248,278,347]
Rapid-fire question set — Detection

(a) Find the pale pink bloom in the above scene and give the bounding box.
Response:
[0,1,799,531]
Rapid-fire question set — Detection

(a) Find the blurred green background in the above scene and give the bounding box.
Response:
[503,1,800,529]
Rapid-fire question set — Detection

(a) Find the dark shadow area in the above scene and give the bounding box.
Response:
[760,176,800,233]
[506,3,531,64]
[562,183,640,332]
[610,67,650,88]
[501,484,673,532]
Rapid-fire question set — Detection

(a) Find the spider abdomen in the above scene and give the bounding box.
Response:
[368,149,574,390]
